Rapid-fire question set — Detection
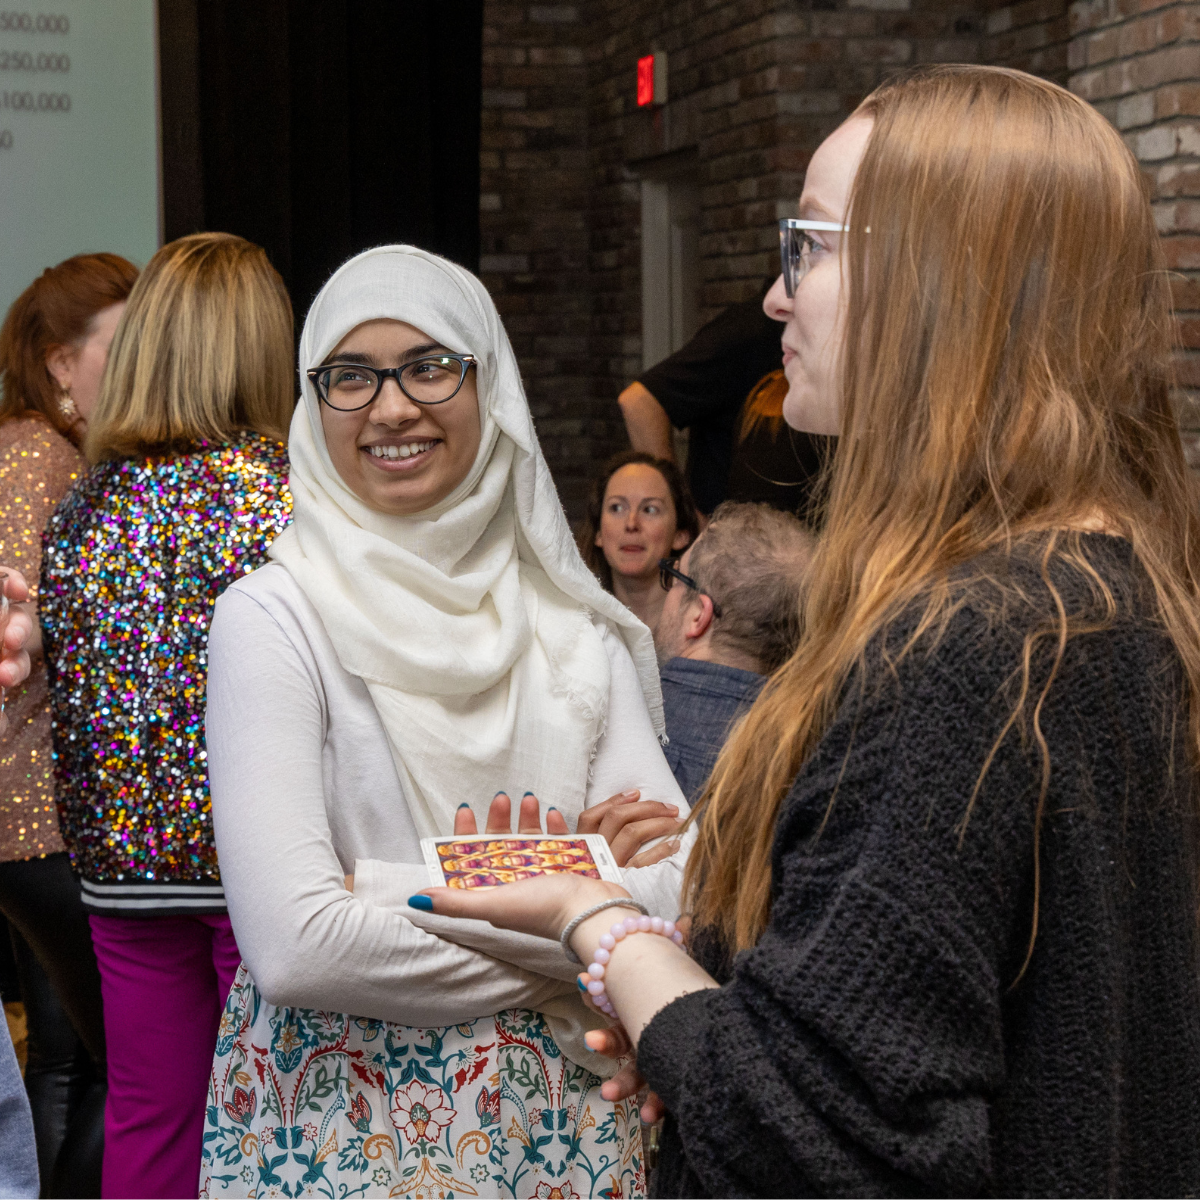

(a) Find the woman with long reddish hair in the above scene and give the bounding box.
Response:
[0,252,138,1197]
[414,65,1200,1196]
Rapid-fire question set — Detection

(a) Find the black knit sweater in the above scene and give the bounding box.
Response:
[639,534,1200,1197]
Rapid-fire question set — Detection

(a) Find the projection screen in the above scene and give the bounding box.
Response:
[0,1,159,326]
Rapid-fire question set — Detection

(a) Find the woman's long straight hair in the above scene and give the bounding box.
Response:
[685,65,1200,955]
[86,233,294,462]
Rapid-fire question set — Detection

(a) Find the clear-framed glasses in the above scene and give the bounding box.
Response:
[779,218,849,298]
[658,557,723,619]
[307,353,477,412]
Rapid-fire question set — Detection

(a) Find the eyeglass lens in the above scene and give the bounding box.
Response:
[317,357,467,410]
[780,226,810,299]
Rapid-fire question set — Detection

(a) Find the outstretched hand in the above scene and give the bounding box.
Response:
[410,871,627,945]
[412,831,719,1058]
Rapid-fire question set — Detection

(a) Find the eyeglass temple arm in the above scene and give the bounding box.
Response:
[779,219,848,232]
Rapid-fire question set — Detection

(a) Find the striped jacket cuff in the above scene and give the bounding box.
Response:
[79,877,227,917]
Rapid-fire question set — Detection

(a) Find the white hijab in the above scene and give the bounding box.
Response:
[269,245,663,839]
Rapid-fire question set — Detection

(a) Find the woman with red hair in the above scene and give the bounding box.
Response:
[0,252,138,1197]
[418,65,1200,1196]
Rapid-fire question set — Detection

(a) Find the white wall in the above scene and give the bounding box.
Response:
[639,172,699,372]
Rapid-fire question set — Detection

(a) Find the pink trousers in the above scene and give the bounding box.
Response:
[89,913,240,1200]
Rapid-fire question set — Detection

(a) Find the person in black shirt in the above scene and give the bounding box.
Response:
[726,366,828,521]
[619,285,829,518]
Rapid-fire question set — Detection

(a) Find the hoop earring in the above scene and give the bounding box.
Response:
[58,387,77,421]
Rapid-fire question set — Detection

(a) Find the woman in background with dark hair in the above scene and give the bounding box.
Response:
[0,251,139,1198]
[579,449,700,630]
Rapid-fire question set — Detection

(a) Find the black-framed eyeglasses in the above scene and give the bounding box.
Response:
[658,557,723,619]
[307,354,477,411]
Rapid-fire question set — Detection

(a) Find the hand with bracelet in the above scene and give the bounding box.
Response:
[409,872,719,1113]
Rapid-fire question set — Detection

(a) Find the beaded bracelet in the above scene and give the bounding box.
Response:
[559,898,649,965]
[579,913,685,1018]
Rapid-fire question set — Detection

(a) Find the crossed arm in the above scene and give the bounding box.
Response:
[412,869,717,1119]
[207,583,692,1026]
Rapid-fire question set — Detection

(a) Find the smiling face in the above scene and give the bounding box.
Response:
[318,318,482,516]
[594,462,690,583]
[763,115,873,436]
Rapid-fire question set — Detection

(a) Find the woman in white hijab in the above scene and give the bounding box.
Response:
[199,246,691,1199]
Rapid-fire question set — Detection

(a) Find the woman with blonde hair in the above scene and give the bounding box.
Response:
[416,65,1200,1196]
[40,232,294,1198]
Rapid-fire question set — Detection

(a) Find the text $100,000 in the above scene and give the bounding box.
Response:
[0,89,68,111]
[0,13,68,33]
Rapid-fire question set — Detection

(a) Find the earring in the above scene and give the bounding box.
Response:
[58,387,77,420]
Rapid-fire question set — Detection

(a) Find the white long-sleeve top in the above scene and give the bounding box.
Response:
[205,564,691,1066]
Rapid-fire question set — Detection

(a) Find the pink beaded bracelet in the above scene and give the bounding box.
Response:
[578,913,685,1018]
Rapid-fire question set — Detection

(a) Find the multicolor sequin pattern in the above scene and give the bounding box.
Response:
[40,431,292,883]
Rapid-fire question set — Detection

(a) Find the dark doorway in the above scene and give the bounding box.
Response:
[158,0,483,320]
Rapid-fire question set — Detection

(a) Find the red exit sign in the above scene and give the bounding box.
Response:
[637,52,668,107]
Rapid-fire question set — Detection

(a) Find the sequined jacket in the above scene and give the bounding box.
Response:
[40,431,291,915]
[0,416,85,863]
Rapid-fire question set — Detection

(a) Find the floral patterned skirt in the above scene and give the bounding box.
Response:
[200,964,645,1199]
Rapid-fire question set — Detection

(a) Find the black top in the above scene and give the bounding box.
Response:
[637,288,824,516]
[725,409,828,523]
[661,657,765,804]
[639,535,1200,1197]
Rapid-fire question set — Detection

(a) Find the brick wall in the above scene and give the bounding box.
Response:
[981,0,1071,82]
[482,0,1200,513]
[479,4,596,516]
[483,0,990,518]
[1069,0,1200,464]
[586,0,985,460]
[588,0,835,451]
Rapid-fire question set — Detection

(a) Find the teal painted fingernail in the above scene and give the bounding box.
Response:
[408,895,434,911]
[458,802,471,810]
[548,806,559,813]
[577,977,586,992]
[494,791,506,798]
[523,791,535,797]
